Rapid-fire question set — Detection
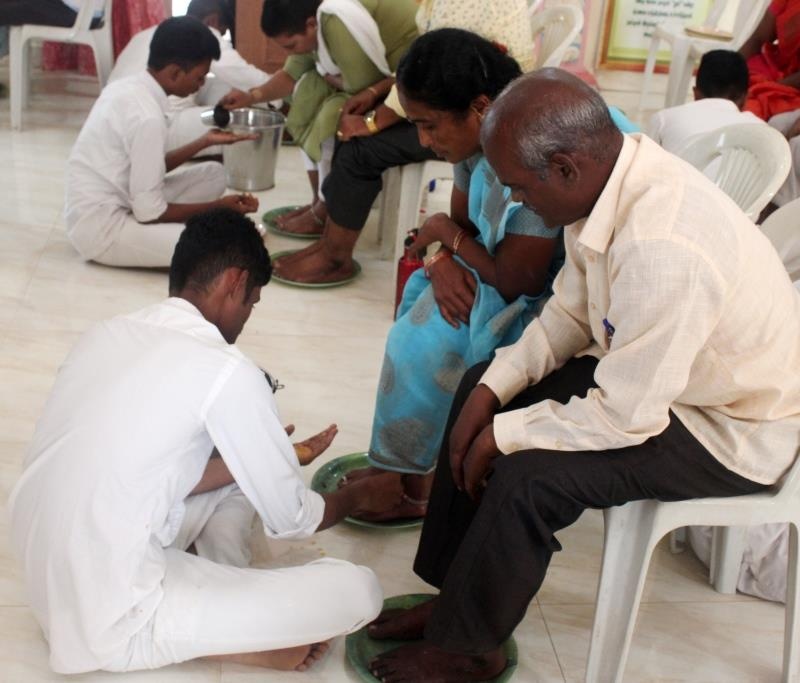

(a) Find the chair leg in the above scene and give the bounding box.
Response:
[585,502,660,683]
[709,525,747,594]
[9,29,29,131]
[664,39,692,107]
[638,36,660,114]
[378,167,403,260]
[783,522,799,683]
[92,31,114,88]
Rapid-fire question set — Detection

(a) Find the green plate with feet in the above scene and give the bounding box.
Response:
[345,593,518,683]
[270,250,362,289]
[263,206,322,240]
[310,452,422,529]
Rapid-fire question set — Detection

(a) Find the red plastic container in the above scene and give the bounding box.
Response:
[395,231,424,319]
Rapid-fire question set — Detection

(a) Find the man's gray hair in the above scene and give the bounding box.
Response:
[483,69,619,175]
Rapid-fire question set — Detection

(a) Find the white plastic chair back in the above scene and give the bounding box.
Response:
[9,0,114,130]
[675,123,792,221]
[586,452,800,682]
[528,5,584,69]
[761,197,800,282]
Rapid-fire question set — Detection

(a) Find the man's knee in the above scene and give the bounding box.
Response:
[324,559,383,627]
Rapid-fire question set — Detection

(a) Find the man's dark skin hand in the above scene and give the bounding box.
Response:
[448,383,501,493]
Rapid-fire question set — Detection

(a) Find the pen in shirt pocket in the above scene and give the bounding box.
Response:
[603,318,615,347]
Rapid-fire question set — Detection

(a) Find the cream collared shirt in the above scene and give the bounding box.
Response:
[481,134,800,485]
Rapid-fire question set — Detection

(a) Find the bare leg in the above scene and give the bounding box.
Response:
[272,219,360,284]
[274,171,318,229]
[278,199,328,236]
[205,641,330,671]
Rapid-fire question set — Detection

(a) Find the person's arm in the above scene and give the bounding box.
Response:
[739,8,776,60]
[152,193,259,224]
[211,40,271,93]
[165,129,258,172]
[219,69,298,110]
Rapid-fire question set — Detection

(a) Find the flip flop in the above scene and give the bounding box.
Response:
[345,593,519,683]
[263,206,322,240]
[310,452,422,529]
[270,250,362,289]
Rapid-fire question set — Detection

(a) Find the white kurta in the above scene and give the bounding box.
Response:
[8,299,380,674]
[65,71,226,266]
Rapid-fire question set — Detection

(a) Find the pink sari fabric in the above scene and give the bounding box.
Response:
[42,0,166,76]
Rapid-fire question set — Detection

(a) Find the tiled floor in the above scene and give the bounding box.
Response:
[0,67,787,683]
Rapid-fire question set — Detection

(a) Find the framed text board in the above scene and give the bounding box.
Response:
[600,0,713,70]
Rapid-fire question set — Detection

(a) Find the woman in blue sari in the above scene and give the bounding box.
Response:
[345,29,564,519]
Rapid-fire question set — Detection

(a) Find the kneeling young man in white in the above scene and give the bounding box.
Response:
[65,16,259,269]
[9,209,403,675]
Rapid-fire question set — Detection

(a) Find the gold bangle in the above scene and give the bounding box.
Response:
[452,229,467,254]
[424,249,452,278]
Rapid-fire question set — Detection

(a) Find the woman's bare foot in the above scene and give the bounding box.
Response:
[355,494,427,522]
[339,465,386,486]
[277,204,326,236]
[205,640,330,671]
[369,642,506,682]
[273,204,310,229]
[273,244,356,284]
[368,597,437,640]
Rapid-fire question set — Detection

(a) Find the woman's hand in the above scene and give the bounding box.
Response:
[428,256,477,328]
[219,88,253,110]
[337,114,370,142]
[342,88,380,116]
[414,212,458,253]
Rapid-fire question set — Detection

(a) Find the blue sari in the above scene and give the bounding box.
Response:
[367,155,563,474]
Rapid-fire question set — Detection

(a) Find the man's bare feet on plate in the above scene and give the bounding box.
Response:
[273,204,310,229]
[368,597,437,640]
[273,244,355,284]
[205,640,330,671]
[369,642,506,683]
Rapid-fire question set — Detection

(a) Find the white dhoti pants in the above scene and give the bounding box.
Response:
[301,137,335,202]
[92,162,227,268]
[102,483,383,672]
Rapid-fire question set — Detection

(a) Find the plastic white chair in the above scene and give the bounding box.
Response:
[528,4,584,69]
[638,0,769,111]
[9,0,114,131]
[585,449,800,683]
[377,160,454,262]
[675,123,792,221]
[762,197,800,282]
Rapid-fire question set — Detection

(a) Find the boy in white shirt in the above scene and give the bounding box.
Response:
[647,49,763,154]
[65,16,259,268]
[109,0,276,154]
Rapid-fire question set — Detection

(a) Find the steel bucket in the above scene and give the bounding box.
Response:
[220,108,286,192]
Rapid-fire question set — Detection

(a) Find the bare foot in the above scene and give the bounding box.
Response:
[205,641,330,671]
[273,204,310,229]
[273,245,356,284]
[368,598,437,640]
[355,494,427,522]
[369,641,506,682]
[278,205,326,236]
[338,465,386,487]
[273,240,326,271]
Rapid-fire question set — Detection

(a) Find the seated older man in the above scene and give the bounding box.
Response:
[366,69,800,683]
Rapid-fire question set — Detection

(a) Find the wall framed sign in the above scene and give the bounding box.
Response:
[599,0,713,70]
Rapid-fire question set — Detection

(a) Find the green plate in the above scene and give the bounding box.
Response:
[270,250,362,289]
[263,206,322,240]
[345,594,518,683]
[310,452,423,529]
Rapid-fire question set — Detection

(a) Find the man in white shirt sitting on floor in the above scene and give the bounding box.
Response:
[65,16,259,269]
[109,0,277,154]
[365,69,800,683]
[9,208,403,676]
[647,49,763,153]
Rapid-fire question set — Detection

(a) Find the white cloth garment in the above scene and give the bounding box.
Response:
[315,0,391,77]
[7,299,384,674]
[646,98,763,154]
[768,109,800,208]
[109,25,273,152]
[480,134,800,486]
[65,72,225,264]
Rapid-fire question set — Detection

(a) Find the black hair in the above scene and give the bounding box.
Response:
[147,16,221,71]
[397,28,522,114]
[696,50,749,101]
[186,0,221,22]
[169,209,272,297]
[261,0,320,38]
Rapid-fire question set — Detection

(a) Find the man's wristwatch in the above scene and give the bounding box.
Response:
[364,109,379,134]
